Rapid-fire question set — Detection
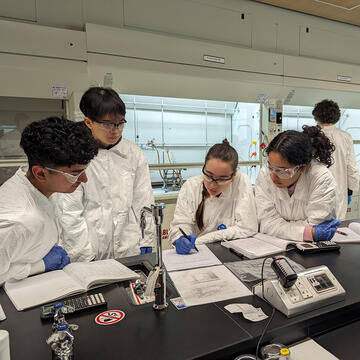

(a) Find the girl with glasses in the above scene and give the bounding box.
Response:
[255,125,341,242]
[169,139,258,254]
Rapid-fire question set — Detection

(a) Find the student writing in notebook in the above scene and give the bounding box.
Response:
[313,99,359,220]
[255,126,341,242]
[169,139,258,254]
[0,118,98,285]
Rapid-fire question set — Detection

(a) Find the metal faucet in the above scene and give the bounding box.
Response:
[140,203,168,310]
[47,323,78,360]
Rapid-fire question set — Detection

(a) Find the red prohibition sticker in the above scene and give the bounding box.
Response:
[95,310,125,326]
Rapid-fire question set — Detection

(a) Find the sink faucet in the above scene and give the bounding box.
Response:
[140,203,168,310]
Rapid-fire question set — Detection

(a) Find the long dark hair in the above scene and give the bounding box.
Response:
[195,139,238,231]
[266,125,334,168]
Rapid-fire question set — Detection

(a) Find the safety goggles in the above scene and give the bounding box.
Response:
[93,119,127,131]
[202,167,234,184]
[45,167,87,184]
[266,161,302,179]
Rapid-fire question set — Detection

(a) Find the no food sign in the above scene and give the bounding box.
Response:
[95,310,125,326]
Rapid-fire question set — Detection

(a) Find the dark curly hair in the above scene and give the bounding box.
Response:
[20,117,99,169]
[266,125,335,168]
[80,87,126,121]
[312,99,340,124]
[196,139,238,231]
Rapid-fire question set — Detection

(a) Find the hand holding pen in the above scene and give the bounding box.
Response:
[175,227,199,254]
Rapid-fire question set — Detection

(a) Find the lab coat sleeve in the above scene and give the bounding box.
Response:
[196,176,258,244]
[0,222,36,285]
[346,134,360,192]
[255,167,337,241]
[255,168,308,241]
[168,181,197,245]
[132,150,155,247]
[54,187,94,262]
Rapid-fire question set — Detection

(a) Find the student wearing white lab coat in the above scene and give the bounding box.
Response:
[169,139,258,254]
[255,126,340,242]
[53,88,154,261]
[0,117,98,284]
[313,99,359,220]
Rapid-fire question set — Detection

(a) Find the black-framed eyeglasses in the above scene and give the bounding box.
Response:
[202,166,234,184]
[93,119,127,131]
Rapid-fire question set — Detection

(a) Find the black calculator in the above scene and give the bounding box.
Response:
[296,241,340,254]
[40,292,107,319]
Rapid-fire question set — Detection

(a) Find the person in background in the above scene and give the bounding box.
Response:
[169,139,258,254]
[255,126,340,242]
[0,117,98,284]
[313,99,359,220]
[53,87,154,261]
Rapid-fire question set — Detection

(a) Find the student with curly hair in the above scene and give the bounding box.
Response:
[0,117,98,284]
[255,126,340,242]
[53,87,154,261]
[313,99,359,220]
[169,139,258,254]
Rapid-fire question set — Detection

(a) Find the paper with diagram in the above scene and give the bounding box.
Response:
[169,265,252,307]
[162,245,222,272]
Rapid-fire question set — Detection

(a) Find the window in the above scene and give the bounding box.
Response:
[120,94,260,185]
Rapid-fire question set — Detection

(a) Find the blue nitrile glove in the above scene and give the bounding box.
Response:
[175,234,196,255]
[43,246,69,272]
[140,247,153,254]
[314,220,341,242]
[348,195,352,205]
[217,224,227,230]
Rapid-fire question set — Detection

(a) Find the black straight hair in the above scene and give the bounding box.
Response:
[80,87,126,121]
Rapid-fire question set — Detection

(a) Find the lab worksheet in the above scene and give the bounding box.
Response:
[169,265,252,307]
[162,245,222,272]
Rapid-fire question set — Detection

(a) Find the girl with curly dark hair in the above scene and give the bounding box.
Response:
[255,125,340,242]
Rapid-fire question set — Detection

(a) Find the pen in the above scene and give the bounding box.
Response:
[336,230,348,236]
[179,227,199,252]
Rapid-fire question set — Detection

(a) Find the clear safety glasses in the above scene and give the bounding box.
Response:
[93,119,127,131]
[266,161,302,179]
[45,167,87,184]
[202,167,234,185]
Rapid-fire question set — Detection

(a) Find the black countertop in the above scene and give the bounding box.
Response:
[1,242,360,359]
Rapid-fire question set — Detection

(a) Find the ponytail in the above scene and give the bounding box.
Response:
[302,125,334,167]
[266,125,334,167]
[195,139,238,230]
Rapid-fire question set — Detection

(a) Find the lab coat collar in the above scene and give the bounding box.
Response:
[16,166,54,208]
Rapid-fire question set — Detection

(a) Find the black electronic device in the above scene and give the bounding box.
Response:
[296,241,340,254]
[40,292,107,319]
[271,257,297,289]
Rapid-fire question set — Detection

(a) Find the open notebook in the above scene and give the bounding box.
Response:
[221,233,300,259]
[332,222,360,243]
[4,259,139,311]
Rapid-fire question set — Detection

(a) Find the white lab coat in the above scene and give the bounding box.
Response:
[0,167,58,284]
[255,160,338,241]
[53,138,154,261]
[320,125,359,220]
[169,172,258,245]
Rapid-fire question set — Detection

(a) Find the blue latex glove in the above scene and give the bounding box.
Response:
[217,224,227,230]
[314,220,341,242]
[348,195,352,205]
[175,234,196,255]
[43,246,70,272]
[140,246,153,254]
